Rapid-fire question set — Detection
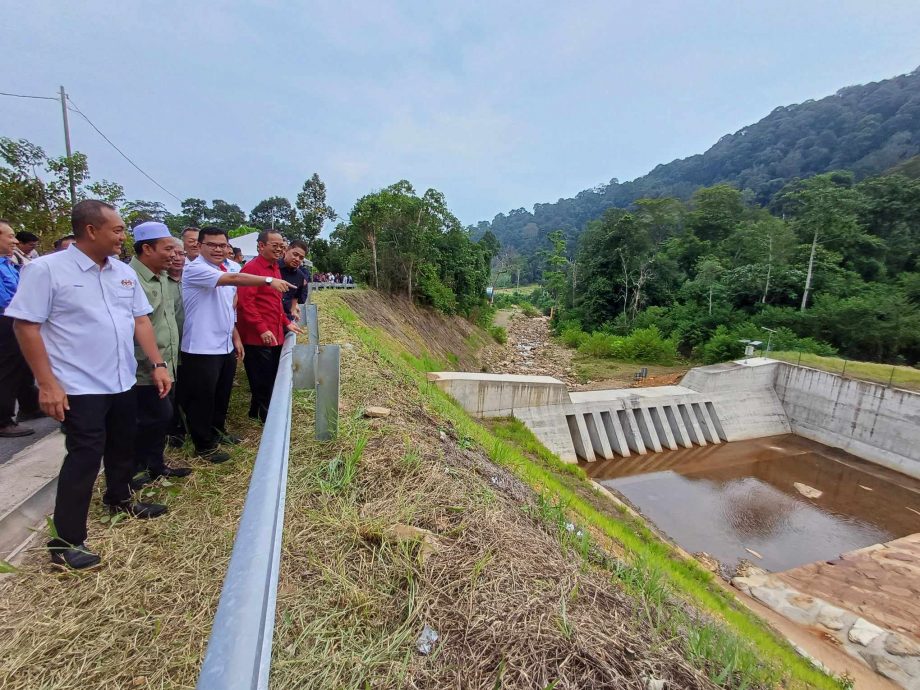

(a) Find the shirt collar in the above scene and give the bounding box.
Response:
[129,256,162,281]
[69,243,113,272]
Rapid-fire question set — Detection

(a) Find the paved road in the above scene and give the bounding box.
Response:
[0,417,60,466]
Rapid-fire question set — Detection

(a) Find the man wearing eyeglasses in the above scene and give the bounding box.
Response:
[279,240,309,322]
[237,230,303,422]
[180,226,294,462]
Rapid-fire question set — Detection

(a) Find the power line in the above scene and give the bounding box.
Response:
[0,90,58,101]
[65,96,182,202]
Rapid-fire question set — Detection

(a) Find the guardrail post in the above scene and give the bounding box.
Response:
[315,345,340,440]
[304,304,319,345]
[292,344,317,390]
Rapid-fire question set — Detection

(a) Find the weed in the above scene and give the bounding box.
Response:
[319,434,367,494]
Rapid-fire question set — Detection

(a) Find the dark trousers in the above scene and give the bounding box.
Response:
[0,315,39,426]
[133,385,173,475]
[55,390,136,545]
[180,352,236,452]
[168,363,187,440]
[242,344,282,422]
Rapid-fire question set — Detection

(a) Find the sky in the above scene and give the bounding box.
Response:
[2,1,920,230]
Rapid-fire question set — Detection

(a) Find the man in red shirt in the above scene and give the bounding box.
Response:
[237,230,302,422]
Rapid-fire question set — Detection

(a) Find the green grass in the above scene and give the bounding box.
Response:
[771,350,920,391]
[326,299,843,690]
[572,351,689,386]
[493,284,539,295]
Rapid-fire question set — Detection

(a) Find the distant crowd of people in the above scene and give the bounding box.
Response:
[312,271,354,285]
[0,202,315,569]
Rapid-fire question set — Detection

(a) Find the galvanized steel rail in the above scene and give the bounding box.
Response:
[196,331,297,690]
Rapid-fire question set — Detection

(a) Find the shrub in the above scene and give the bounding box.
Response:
[560,326,588,348]
[578,332,618,358]
[621,326,678,365]
[521,303,541,318]
[416,264,457,315]
[697,326,745,364]
[489,325,507,344]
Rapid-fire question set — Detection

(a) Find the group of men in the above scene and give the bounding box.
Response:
[0,200,311,569]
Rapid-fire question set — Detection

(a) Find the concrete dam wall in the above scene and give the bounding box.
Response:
[774,365,920,477]
[431,358,920,479]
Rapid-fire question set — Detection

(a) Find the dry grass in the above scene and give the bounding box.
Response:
[0,389,265,688]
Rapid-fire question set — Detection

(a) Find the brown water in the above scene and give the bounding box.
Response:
[582,435,920,572]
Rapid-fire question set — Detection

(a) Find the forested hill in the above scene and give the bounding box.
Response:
[482,67,920,253]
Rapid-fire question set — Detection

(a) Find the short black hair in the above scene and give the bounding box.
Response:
[198,226,228,243]
[257,229,282,245]
[15,231,39,243]
[288,240,308,253]
[72,200,116,237]
[53,234,75,249]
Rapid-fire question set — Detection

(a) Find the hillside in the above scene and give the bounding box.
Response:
[483,67,920,254]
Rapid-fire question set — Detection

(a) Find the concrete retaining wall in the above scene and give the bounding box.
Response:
[427,372,569,418]
[680,359,791,441]
[774,365,920,478]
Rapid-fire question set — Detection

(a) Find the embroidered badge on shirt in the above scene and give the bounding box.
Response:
[121,279,135,288]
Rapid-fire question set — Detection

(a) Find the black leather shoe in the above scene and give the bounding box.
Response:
[48,540,101,569]
[166,435,185,449]
[0,423,34,438]
[107,501,168,519]
[200,448,231,464]
[152,466,192,479]
[217,430,242,445]
[129,471,153,492]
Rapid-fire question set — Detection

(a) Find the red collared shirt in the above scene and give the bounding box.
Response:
[236,255,287,346]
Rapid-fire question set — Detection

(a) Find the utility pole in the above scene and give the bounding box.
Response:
[59,85,76,206]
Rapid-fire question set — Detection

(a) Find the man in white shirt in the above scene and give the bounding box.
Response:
[223,243,241,273]
[8,200,173,570]
[180,226,293,462]
[181,227,200,263]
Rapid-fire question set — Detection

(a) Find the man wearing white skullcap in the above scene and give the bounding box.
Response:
[129,222,192,488]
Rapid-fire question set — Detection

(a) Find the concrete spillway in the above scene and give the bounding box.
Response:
[429,357,920,479]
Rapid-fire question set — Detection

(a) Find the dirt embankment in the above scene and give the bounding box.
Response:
[342,290,490,371]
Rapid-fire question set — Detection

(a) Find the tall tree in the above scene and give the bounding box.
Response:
[180,198,208,226]
[295,173,337,244]
[208,199,246,229]
[123,200,168,227]
[250,196,295,236]
[542,230,569,318]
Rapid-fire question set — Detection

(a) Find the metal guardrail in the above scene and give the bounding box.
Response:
[196,331,297,690]
[197,301,341,689]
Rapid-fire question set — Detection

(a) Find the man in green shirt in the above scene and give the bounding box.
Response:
[130,222,191,484]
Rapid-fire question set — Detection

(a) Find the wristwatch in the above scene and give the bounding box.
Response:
[265,277,274,285]
[152,362,168,370]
